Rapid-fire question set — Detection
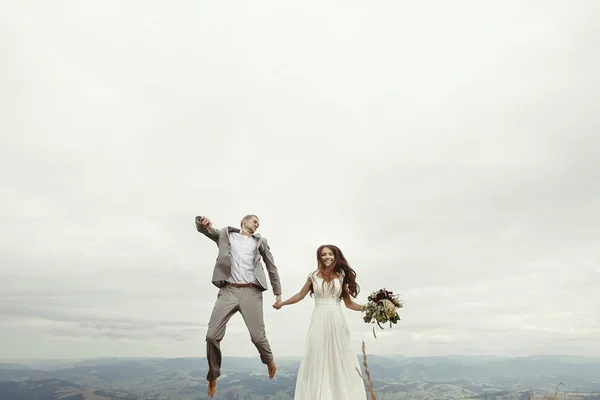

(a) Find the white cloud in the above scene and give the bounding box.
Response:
[1,0,598,359]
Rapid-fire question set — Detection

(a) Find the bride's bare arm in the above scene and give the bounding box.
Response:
[343,285,364,312]
[274,278,312,309]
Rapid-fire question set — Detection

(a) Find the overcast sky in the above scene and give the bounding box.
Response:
[1,0,599,361]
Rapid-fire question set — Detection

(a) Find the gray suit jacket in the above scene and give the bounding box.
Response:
[195,216,282,296]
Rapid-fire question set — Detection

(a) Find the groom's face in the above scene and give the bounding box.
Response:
[242,215,260,233]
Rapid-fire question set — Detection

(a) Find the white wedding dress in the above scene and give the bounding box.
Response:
[293,271,367,400]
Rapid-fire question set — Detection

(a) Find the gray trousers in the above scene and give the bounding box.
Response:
[205,285,273,381]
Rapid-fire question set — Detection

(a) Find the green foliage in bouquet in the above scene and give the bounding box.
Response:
[362,288,403,338]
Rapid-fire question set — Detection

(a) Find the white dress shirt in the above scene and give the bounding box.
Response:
[227,231,258,284]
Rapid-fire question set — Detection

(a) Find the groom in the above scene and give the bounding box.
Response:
[195,214,282,398]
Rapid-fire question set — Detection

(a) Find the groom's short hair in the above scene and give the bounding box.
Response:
[240,214,259,227]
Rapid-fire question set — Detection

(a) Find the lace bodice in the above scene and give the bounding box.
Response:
[309,271,343,302]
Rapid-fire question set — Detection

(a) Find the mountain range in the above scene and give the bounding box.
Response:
[1,354,599,399]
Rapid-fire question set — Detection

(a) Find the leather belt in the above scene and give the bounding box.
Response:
[223,282,260,289]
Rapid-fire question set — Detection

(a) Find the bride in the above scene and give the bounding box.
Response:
[273,244,367,400]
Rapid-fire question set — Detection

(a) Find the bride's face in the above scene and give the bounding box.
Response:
[320,247,335,267]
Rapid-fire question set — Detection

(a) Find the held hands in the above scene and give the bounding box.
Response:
[273,295,283,310]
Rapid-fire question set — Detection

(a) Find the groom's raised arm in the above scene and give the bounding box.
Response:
[259,239,282,296]
[195,215,220,243]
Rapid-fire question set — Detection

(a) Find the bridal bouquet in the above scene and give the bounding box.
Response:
[362,288,403,338]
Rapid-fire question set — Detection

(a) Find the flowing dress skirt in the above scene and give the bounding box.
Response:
[293,298,367,400]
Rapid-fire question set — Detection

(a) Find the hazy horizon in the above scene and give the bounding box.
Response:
[3,353,600,363]
[2,0,599,360]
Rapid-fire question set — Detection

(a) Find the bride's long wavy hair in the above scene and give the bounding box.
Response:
[310,244,360,299]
